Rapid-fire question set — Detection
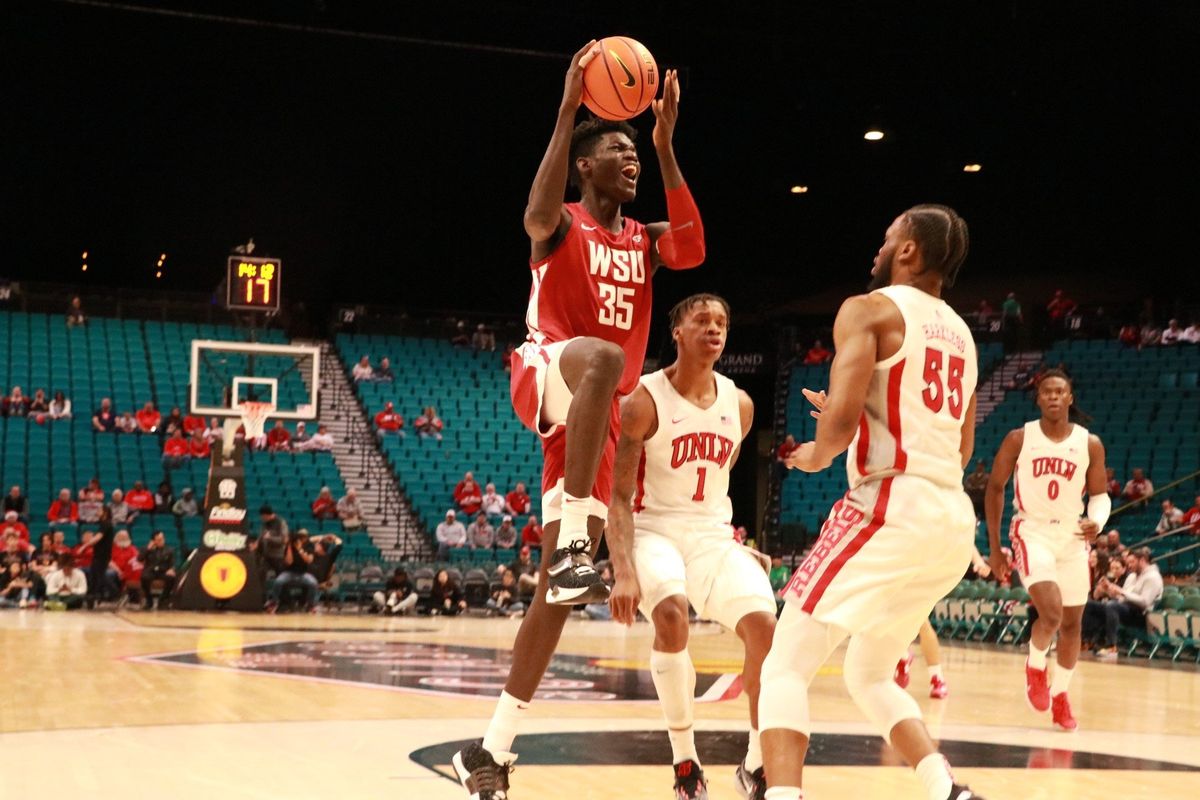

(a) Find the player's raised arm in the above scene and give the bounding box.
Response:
[985,428,1023,576]
[523,40,600,247]
[646,70,705,271]
[607,387,658,626]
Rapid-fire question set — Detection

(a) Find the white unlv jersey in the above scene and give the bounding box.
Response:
[1013,420,1089,524]
[633,369,743,530]
[847,285,978,491]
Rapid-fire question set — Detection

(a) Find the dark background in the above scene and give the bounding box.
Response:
[4,0,1198,328]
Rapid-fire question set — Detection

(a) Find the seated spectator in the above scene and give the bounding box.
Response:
[92,398,117,432]
[374,357,395,382]
[291,421,311,448]
[44,553,88,609]
[267,530,318,612]
[435,510,467,560]
[296,423,334,452]
[337,488,364,531]
[468,513,495,550]
[495,515,519,549]
[454,471,482,515]
[2,529,32,561]
[1182,319,1200,344]
[505,482,531,516]
[115,411,138,434]
[49,390,72,420]
[203,417,225,444]
[266,420,292,452]
[162,429,191,469]
[1093,548,1163,658]
[415,405,444,441]
[109,489,135,526]
[450,320,470,347]
[172,488,199,518]
[1160,319,1185,345]
[769,554,791,598]
[373,568,418,615]
[583,562,615,621]
[1105,529,1127,559]
[110,529,143,602]
[78,479,104,524]
[351,356,374,383]
[308,534,343,598]
[28,389,50,417]
[1105,467,1122,500]
[190,430,211,459]
[486,570,525,617]
[963,460,989,515]
[162,406,185,436]
[182,412,206,435]
[802,340,832,365]
[0,559,34,608]
[374,402,405,439]
[480,483,505,517]
[1156,499,1185,535]
[520,515,542,549]
[510,545,539,598]
[1184,494,1200,534]
[153,482,174,514]
[3,485,30,522]
[2,386,30,418]
[311,487,338,520]
[140,531,176,609]
[66,295,86,327]
[429,568,467,616]
[1046,289,1077,325]
[136,402,162,434]
[472,323,496,352]
[1121,468,1154,507]
[256,506,290,573]
[47,488,78,525]
[126,481,155,513]
[1140,323,1161,348]
[1118,323,1140,348]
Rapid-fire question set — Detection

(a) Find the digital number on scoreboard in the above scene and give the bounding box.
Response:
[226,256,282,311]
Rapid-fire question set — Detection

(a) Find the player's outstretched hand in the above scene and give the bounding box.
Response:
[609,574,641,626]
[651,69,680,150]
[988,549,1010,583]
[561,40,601,112]
[802,388,827,420]
[785,442,827,473]
[1077,518,1100,543]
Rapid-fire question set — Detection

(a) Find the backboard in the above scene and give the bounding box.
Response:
[189,339,320,420]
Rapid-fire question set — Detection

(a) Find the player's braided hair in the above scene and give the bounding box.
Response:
[903,204,969,287]
[1035,367,1094,424]
[569,116,637,189]
[668,293,731,331]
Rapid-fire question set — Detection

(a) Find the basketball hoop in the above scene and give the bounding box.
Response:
[237,400,274,441]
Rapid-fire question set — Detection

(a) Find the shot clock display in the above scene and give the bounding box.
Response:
[226,256,282,312]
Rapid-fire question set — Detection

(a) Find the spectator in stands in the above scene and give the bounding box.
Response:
[374,401,405,439]
[28,389,50,418]
[163,407,185,436]
[126,481,154,514]
[505,482,531,516]
[352,355,374,382]
[136,402,162,434]
[183,412,206,436]
[495,516,518,549]
[769,554,790,599]
[49,390,72,420]
[974,299,996,330]
[776,434,799,464]
[266,420,292,452]
[450,320,471,348]
[172,488,199,518]
[454,472,482,516]
[92,398,116,432]
[1046,289,1077,327]
[415,405,444,440]
[311,487,338,520]
[161,429,190,469]
[308,534,343,598]
[47,488,78,525]
[0,558,33,608]
[153,482,174,514]
[1105,529,1126,559]
[109,489,135,526]
[2,386,30,418]
[291,421,311,449]
[1094,548,1163,659]
[267,529,318,612]
[1121,468,1154,508]
[116,410,138,434]
[1,512,30,547]
[963,460,989,515]
[111,530,143,603]
[66,296,86,328]
[256,506,289,573]
[1001,292,1023,325]
[1184,494,1200,534]
[1139,322,1161,348]
[487,570,525,617]
[296,423,334,452]
[373,568,419,615]
[1182,319,1200,344]
[480,483,505,517]
[1105,467,1122,500]
[84,506,117,601]
[521,515,542,549]
[1156,499,1185,535]
[375,357,395,382]
[429,569,467,616]
[511,545,538,598]
[472,322,496,352]
[45,553,87,609]
[190,430,211,459]
[1160,319,1185,345]
[203,418,225,444]
[1118,323,1140,348]
[140,531,176,609]
[78,479,104,525]
[435,510,467,560]
[468,513,495,550]
[337,488,363,531]
[3,485,29,522]
[802,340,832,365]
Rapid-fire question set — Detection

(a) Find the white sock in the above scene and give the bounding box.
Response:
[482,690,528,755]
[927,664,943,681]
[559,492,591,542]
[915,753,954,800]
[745,727,763,772]
[1028,643,1049,670]
[765,788,803,800]
[1050,664,1074,696]
[650,648,698,765]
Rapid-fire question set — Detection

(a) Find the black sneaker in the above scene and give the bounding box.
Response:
[452,740,516,799]
[948,784,983,800]
[673,759,708,800]
[733,759,765,800]
[545,539,610,605]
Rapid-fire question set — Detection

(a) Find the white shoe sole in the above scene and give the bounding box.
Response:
[545,584,592,605]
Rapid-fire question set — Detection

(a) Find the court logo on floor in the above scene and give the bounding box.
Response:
[135,640,741,702]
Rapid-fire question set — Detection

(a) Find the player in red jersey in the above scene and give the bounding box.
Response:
[454,41,706,799]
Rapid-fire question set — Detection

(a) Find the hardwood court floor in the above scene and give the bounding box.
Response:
[1,609,1198,799]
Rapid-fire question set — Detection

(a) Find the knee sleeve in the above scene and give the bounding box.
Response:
[842,634,922,742]
[757,605,845,735]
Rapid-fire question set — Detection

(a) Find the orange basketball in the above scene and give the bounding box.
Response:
[581,36,658,121]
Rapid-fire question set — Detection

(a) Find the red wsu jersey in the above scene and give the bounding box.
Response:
[522,202,654,395]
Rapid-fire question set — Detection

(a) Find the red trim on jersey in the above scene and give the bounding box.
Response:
[800,477,894,614]
[886,360,908,471]
[632,449,648,513]
[1010,520,1029,577]
[1013,465,1026,512]
[855,412,870,476]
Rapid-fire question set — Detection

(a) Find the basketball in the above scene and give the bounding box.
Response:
[581,36,658,121]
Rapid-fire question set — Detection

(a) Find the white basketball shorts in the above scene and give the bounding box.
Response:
[1009,519,1090,607]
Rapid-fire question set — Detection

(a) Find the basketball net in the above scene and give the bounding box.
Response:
[223,401,274,456]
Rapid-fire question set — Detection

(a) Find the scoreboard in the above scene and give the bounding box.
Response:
[226,256,282,312]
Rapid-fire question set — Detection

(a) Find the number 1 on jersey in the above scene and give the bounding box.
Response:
[692,466,707,502]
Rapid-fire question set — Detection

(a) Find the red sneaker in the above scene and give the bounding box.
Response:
[1051,692,1078,731]
[929,674,949,699]
[1025,661,1050,712]
[894,654,914,689]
